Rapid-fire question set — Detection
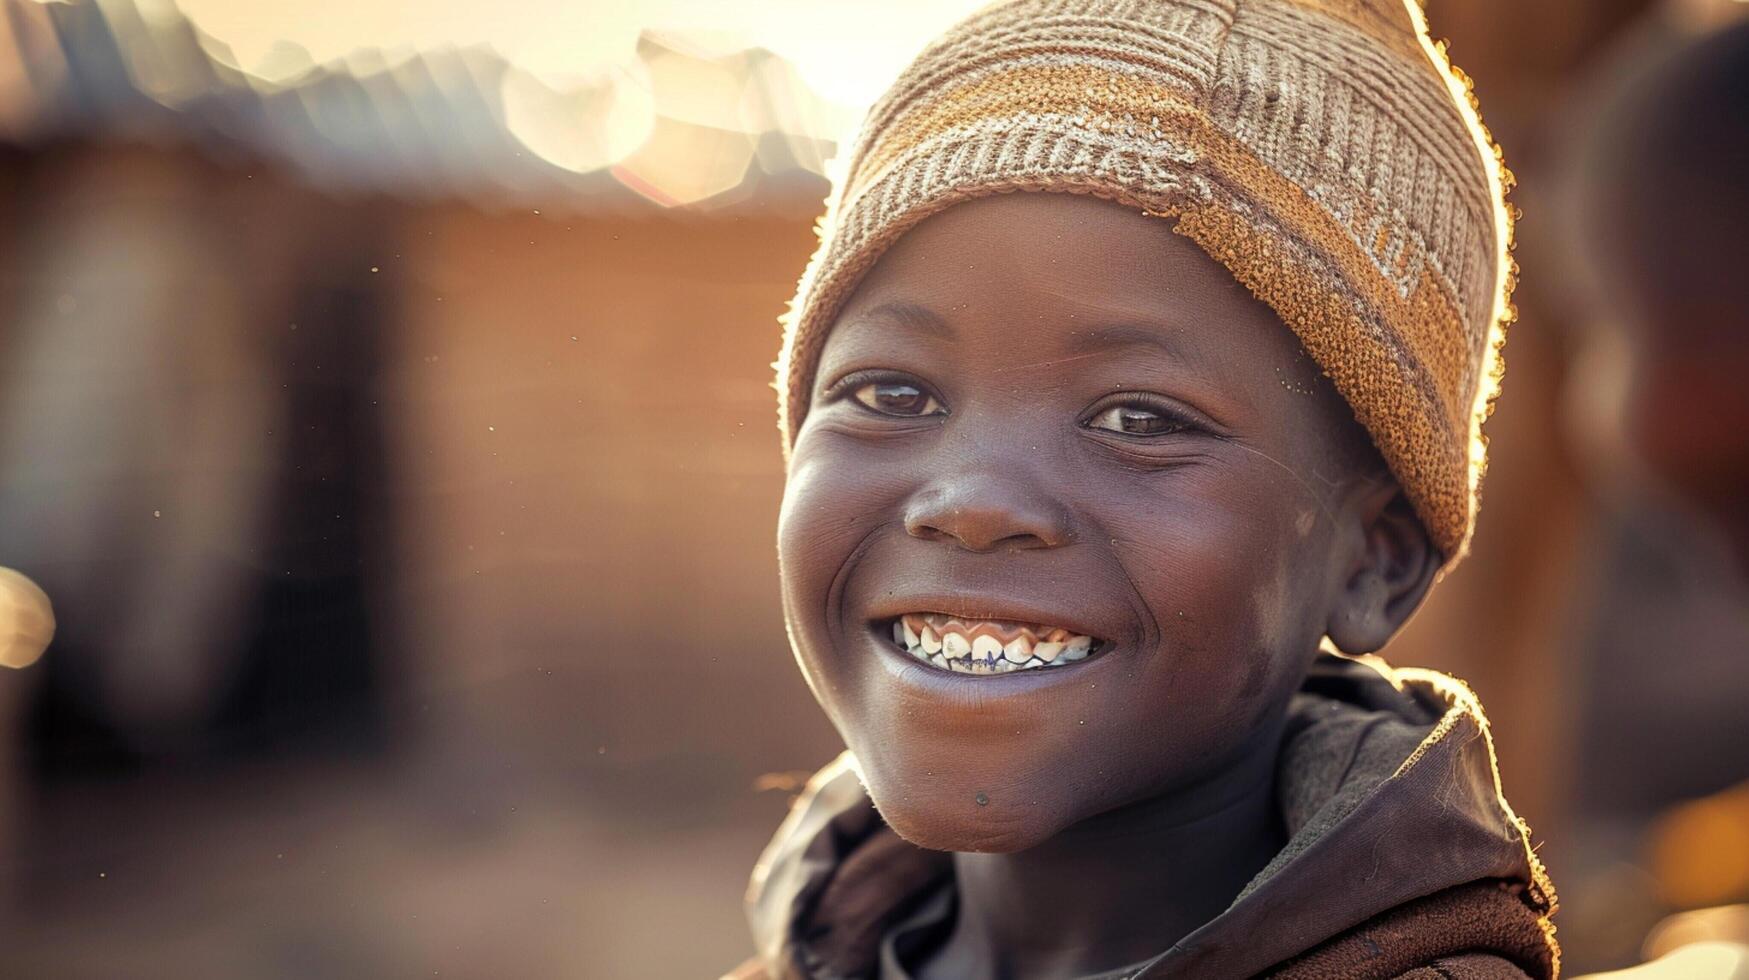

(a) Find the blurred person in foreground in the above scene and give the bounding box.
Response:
[1562,15,1749,980]
[728,2,1558,978]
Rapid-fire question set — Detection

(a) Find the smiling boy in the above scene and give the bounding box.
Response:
[735,2,1557,978]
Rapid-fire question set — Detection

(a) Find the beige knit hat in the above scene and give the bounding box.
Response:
[775,0,1514,564]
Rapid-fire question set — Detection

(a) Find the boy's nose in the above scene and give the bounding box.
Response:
[901,467,1072,553]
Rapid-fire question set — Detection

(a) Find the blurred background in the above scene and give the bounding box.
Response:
[0,0,1746,976]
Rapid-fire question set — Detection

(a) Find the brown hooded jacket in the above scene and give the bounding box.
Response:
[729,654,1559,980]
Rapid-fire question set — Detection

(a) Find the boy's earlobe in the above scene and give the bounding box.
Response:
[1326,487,1440,654]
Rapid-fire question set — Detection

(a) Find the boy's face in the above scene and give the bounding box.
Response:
[778,191,1375,852]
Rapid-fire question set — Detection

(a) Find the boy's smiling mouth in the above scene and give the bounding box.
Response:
[884,612,1107,675]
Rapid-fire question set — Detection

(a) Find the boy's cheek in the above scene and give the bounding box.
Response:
[779,437,884,558]
[1101,477,1322,658]
[775,438,898,683]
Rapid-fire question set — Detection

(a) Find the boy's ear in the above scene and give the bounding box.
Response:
[1325,482,1440,654]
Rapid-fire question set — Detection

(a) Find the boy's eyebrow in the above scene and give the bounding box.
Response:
[840,300,954,339]
[1063,323,1188,360]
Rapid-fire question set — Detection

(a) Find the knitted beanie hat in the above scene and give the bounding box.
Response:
[775,0,1514,564]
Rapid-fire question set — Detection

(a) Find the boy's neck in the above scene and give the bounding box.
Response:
[925,739,1286,980]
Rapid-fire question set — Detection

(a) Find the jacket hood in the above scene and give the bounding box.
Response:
[744,653,1558,979]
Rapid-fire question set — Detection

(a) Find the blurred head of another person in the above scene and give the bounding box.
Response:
[1570,20,1749,566]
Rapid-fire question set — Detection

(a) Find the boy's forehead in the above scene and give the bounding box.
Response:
[854,191,1213,289]
[826,194,1290,372]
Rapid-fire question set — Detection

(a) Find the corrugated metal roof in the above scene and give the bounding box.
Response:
[0,0,842,214]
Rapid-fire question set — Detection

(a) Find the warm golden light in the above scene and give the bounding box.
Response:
[0,566,55,669]
[1650,783,1749,909]
[165,0,984,105]
[501,63,655,174]
[1644,905,1749,961]
[1579,940,1749,979]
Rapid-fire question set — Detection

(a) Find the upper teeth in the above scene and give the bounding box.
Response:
[889,613,1101,675]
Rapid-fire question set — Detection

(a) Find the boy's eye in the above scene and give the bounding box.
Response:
[851,381,944,418]
[1087,404,1190,436]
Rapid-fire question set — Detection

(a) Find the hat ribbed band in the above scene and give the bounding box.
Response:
[777,0,1513,565]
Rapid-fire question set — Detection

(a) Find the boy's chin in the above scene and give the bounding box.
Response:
[866,782,1076,854]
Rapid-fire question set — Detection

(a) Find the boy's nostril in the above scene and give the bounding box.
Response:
[902,491,1070,552]
[906,520,1059,553]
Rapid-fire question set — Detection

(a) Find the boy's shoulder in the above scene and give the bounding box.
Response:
[738,655,1559,980]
